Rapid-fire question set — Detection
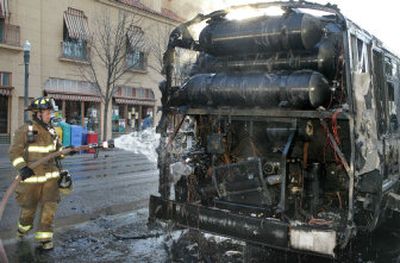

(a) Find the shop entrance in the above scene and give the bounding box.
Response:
[0,95,8,133]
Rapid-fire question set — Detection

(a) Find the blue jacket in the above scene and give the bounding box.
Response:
[142,116,153,130]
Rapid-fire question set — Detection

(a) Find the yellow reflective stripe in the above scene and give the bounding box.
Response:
[45,171,60,178]
[12,157,25,167]
[22,171,60,183]
[35,232,53,240]
[18,223,32,233]
[23,176,47,183]
[28,144,57,153]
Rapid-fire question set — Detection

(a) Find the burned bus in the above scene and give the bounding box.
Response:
[149,1,400,257]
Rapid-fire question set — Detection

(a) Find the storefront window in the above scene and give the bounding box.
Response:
[65,101,81,125]
[112,106,120,133]
[0,95,8,133]
[127,105,139,131]
[84,101,100,132]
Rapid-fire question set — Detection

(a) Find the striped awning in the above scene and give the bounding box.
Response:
[47,92,101,102]
[0,87,12,96]
[126,26,144,49]
[45,78,101,102]
[115,98,155,106]
[63,7,90,40]
[0,0,9,18]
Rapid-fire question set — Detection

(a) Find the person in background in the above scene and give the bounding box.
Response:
[141,113,153,130]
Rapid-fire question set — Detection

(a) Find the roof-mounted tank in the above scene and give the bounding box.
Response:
[199,11,324,56]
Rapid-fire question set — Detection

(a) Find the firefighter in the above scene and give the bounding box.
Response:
[9,96,64,250]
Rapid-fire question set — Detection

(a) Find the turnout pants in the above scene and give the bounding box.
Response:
[15,178,60,242]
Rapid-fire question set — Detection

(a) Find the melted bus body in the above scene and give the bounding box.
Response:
[149,1,400,257]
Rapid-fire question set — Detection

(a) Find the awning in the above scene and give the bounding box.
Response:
[0,0,9,18]
[0,87,12,96]
[114,98,155,106]
[63,7,90,40]
[47,92,101,102]
[44,78,101,102]
[126,26,144,50]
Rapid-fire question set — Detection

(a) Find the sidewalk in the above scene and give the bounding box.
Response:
[0,144,10,167]
[0,144,8,154]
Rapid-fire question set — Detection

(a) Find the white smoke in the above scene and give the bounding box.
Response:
[114,128,160,163]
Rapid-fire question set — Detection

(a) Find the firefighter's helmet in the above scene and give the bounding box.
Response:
[25,96,56,112]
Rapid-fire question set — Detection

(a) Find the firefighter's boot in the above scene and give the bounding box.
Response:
[39,240,54,250]
[16,223,32,240]
[35,232,54,250]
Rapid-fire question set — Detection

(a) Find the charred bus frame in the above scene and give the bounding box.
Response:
[149,1,400,257]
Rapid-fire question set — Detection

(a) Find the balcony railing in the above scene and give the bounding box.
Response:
[0,24,20,47]
[61,41,88,61]
[126,50,147,71]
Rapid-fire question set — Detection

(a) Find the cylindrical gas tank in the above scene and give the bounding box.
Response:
[199,12,323,56]
[195,38,338,80]
[170,71,330,109]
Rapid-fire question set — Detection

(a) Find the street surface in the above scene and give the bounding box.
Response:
[0,148,158,240]
[0,146,399,262]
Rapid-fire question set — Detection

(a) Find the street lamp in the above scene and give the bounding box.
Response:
[23,40,31,122]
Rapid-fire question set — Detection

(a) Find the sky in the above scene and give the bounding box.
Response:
[197,0,399,55]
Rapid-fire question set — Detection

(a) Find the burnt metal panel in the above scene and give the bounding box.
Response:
[212,158,273,205]
[149,195,289,248]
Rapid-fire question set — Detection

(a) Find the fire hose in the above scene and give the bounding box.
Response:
[0,143,110,263]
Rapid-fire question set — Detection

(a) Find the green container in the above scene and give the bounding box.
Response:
[59,122,71,146]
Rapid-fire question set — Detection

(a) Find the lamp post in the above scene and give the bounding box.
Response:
[23,40,31,122]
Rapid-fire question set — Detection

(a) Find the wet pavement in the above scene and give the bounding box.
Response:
[0,149,158,240]
[3,208,169,263]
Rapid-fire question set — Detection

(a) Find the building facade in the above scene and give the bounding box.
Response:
[0,0,186,143]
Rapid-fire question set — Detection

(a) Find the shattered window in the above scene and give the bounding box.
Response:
[373,50,387,136]
[351,35,368,73]
[385,57,393,78]
[387,82,398,132]
[173,47,198,86]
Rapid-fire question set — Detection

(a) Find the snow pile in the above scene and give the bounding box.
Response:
[114,128,160,163]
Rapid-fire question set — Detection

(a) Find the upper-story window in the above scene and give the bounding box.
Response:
[126,50,147,70]
[0,72,11,87]
[0,0,20,47]
[61,7,90,61]
[126,26,147,71]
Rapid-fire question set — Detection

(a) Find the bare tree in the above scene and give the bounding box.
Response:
[80,10,146,140]
[147,24,171,74]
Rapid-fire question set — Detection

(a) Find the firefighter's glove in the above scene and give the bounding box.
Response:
[19,166,35,181]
